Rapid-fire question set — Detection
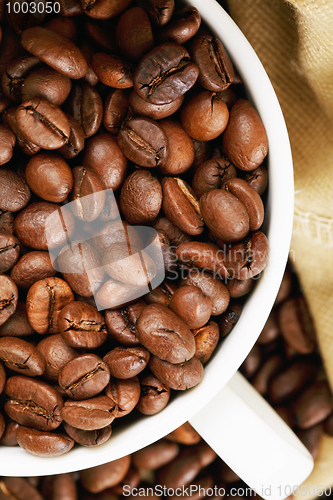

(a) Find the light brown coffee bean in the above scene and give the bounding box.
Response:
[80,456,131,494]
[0,337,45,376]
[169,286,212,330]
[10,251,57,289]
[158,120,194,175]
[103,346,150,379]
[224,178,264,231]
[181,271,230,316]
[0,168,31,212]
[61,395,118,430]
[136,374,170,415]
[37,334,78,381]
[293,382,333,429]
[149,355,204,390]
[166,422,201,445]
[21,67,72,106]
[192,320,220,364]
[133,439,179,470]
[0,275,18,327]
[16,426,74,457]
[105,376,141,418]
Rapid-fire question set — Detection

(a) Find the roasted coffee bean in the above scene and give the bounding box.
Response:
[153,217,191,246]
[166,421,201,445]
[297,424,323,460]
[111,466,141,495]
[16,98,71,149]
[80,456,131,494]
[105,376,141,417]
[6,0,46,33]
[129,91,184,120]
[136,304,196,364]
[169,286,212,330]
[80,40,99,86]
[0,211,14,234]
[133,439,179,470]
[1,55,41,101]
[3,106,41,156]
[278,296,317,354]
[105,302,144,346]
[191,35,234,92]
[192,320,220,364]
[103,346,150,379]
[158,119,194,175]
[181,91,229,141]
[192,157,237,198]
[0,124,16,165]
[0,168,31,212]
[0,301,34,338]
[59,113,85,159]
[58,301,107,350]
[136,374,170,415]
[21,67,72,106]
[292,381,333,429]
[227,277,255,298]
[0,231,20,274]
[269,359,318,403]
[26,277,74,334]
[63,421,112,446]
[0,361,5,394]
[41,473,78,500]
[223,99,268,171]
[0,275,18,327]
[67,82,103,137]
[37,334,78,381]
[103,88,129,135]
[45,16,78,41]
[21,27,87,79]
[243,166,268,195]
[25,153,73,203]
[61,395,117,430]
[240,344,262,378]
[92,219,143,257]
[162,177,204,236]
[58,353,110,400]
[0,337,45,376]
[0,477,43,500]
[120,169,163,224]
[4,375,63,430]
[181,271,230,316]
[0,420,19,446]
[16,426,74,457]
[115,7,154,62]
[91,53,133,88]
[133,42,199,105]
[10,251,56,289]
[176,241,229,279]
[118,116,168,168]
[149,355,204,390]
[224,178,264,232]
[224,231,269,279]
[83,133,128,190]
[217,300,242,337]
[159,5,201,44]
[70,166,105,222]
[251,355,283,396]
[137,0,174,26]
[257,313,279,345]
[96,278,146,311]
[144,280,178,308]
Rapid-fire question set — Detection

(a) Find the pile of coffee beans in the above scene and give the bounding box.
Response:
[0,0,270,457]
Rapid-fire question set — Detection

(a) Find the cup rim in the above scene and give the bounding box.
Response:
[0,0,294,476]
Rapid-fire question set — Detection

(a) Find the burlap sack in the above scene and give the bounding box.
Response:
[225,0,333,494]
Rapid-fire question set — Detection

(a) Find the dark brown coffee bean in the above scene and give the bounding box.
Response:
[176,241,229,279]
[37,334,78,381]
[0,361,5,394]
[3,107,41,156]
[6,0,46,33]
[0,275,18,327]
[257,313,279,345]
[166,422,201,445]
[133,42,198,105]
[153,217,191,246]
[79,40,99,87]
[70,166,105,222]
[0,125,15,165]
[0,420,19,446]
[181,271,230,316]
[133,439,179,470]
[105,376,141,417]
[243,166,268,195]
[240,344,262,378]
[144,280,177,307]
[217,300,243,337]
[129,91,183,120]
[278,296,317,354]
[120,169,162,224]
[158,119,194,175]
[136,373,170,415]
[0,168,31,212]
[1,55,41,101]
[192,157,237,198]
[162,177,204,236]
[59,301,108,350]
[105,301,144,346]
[25,153,73,203]
[45,16,78,41]
[118,116,168,168]
[41,473,78,500]
[0,211,14,234]
[67,82,103,138]
[16,98,70,150]
[169,286,212,330]
[293,382,333,429]
[91,53,133,88]
[0,412,5,440]
[115,7,154,62]
[136,304,196,364]
[58,353,110,400]
[21,27,88,79]
[0,477,43,500]
[0,337,45,376]
[273,406,295,429]
[251,355,283,396]
[80,456,131,494]
[96,278,146,310]
[16,426,74,457]
[21,67,72,106]
[61,395,117,430]
[0,231,20,274]
[110,466,141,496]
[191,35,234,92]
[10,251,56,289]
[137,0,174,26]
[149,355,204,390]
[59,0,83,16]
[103,346,150,379]
[181,91,229,141]
[269,359,318,403]
[26,277,74,334]
[297,424,323,459]
[227,277,255,298]
[223,99,268,171]
[144,229,178,277]
[59,113,85,160]
[56,240,105,297]
[274,267,293,306]
[4,375,63,430]
[63,421,112,447]
[103,88,129,135]
[159,6,201,44]
[192,320,220,364]
[224,232,270,279]
[224,178,264,232]
[83,133,128,190]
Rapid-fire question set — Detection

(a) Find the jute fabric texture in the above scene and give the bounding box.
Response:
[226,0,333,493]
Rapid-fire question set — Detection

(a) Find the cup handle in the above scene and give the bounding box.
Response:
[188,371,314,500]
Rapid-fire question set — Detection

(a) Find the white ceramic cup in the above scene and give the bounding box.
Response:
[0,1,314,497]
